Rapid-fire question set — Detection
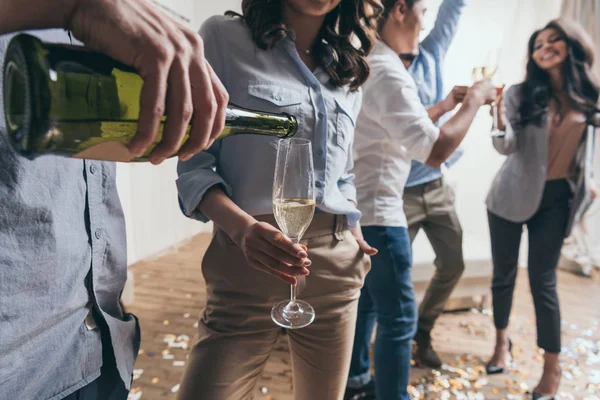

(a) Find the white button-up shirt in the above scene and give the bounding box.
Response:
[177,15,362,227]
[353,40,440,227]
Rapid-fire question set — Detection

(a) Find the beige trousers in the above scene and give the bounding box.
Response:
[403,177,465,333]
[177,214,370,400]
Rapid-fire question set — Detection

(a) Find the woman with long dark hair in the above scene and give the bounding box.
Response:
[485,18,598,399]
[174,1,380,399]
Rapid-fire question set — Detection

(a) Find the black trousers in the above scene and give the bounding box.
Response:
[488,179,572,354]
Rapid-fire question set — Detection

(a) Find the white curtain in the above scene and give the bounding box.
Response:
[558,0,600,276]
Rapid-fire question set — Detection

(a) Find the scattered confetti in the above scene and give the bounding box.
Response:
[183,313,191,319]
[171,384,180,393]
[405,316,600,399]
[151,377,159,384]
[163,320,169,326]
[138,349,144,356]
[162,348,174,359]
[193,322,199,328]
[128,387,143,400]
[260,386,268,394]
[173,361,186,367]
[185,293,192,299]
[164,334,190,350]
[132,369,144,381]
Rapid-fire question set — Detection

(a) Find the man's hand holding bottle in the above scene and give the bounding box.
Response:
[0,0,229,164]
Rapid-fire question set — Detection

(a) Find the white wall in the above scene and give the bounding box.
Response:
[116,0,240,265]
[411,0,562,266]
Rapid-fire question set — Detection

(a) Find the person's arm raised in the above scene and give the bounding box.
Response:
[425,80,496,167]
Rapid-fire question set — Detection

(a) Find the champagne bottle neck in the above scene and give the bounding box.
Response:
[223,106,298,139]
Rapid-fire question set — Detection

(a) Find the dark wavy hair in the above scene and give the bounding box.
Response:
[519,18,600,127]
[225,0,382,91]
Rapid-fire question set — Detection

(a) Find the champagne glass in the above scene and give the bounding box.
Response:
[271,138,316,329]
[473,48,505,137]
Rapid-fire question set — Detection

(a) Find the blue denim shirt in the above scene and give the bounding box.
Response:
[176,15,362,227]
[0,30,139,400]
[405,0,466,187]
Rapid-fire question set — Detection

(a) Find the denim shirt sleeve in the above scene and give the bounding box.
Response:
[337,90,362,205]
[421,0,466,61]
[444,146,464,168]
[176,141,232,222]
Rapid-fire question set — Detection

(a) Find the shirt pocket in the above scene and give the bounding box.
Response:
[334,96,356,152]
[247,81,307,134]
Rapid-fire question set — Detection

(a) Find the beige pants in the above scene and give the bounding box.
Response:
[177,214,370,400]
[403,178,465,333]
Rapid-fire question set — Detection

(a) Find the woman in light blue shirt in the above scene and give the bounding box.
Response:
[175,1,380,399]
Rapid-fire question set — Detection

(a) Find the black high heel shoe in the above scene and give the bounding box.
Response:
[486,338,513,375]
[526,391,555,400]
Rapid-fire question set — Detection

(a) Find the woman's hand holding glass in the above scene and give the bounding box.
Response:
[491,92,508,133]
[237,220,311,285]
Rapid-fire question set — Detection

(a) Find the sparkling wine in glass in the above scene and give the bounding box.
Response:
[473,50,504,137]
[271,138,316,329]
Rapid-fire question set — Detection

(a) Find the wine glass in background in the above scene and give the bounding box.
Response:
[473,47,505,137]
[271,138,316,329]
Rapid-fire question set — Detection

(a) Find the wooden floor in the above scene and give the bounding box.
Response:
[126,234,600,400]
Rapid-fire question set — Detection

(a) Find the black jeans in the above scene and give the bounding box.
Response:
[488,179,572,354]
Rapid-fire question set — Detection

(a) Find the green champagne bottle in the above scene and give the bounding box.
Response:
[2,34,298,162]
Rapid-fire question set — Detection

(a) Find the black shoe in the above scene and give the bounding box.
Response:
[526,391,555,400]
[486,339,513,375]
[343,380,376,400]
[414,330,442,369]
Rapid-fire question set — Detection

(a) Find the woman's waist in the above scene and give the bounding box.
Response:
[254,213,348,239]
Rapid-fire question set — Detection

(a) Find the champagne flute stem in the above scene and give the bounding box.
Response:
[289,237,300,305]
[492,102,498,131]
[290,284,297,304]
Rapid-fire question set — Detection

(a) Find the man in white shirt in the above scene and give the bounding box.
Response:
[344,1,495,398]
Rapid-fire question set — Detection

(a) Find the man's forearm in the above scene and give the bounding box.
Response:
[427,101,451,124]
[425,98,481,167]
[0,0,77,34]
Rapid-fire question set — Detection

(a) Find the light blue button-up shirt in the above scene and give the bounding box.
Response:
[176,15,362,227]
[405,0,466,188]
